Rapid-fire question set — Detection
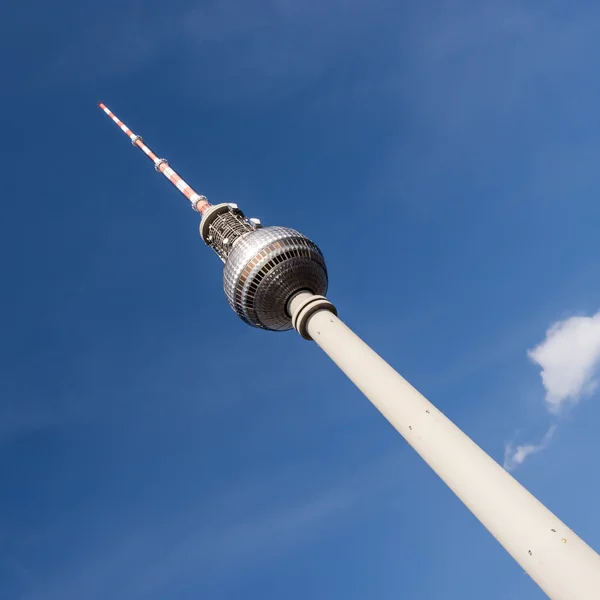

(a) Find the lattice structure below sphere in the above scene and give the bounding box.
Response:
[222,226,328,330]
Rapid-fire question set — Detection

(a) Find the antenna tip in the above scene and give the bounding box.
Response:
[98,102,106,110]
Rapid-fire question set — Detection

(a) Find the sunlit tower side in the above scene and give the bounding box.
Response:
[99,103,600,600]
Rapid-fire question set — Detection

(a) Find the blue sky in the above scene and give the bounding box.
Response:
[2,0,600,598]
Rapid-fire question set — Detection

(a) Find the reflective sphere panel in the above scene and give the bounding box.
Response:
[223,226,328,330]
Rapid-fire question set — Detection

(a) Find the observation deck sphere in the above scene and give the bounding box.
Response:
[222,226,328,330]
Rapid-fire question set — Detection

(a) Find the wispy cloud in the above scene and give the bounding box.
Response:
[528,312,600,414]
[503,425,556,471]
[15,453,399,600]
[31,0,389,108]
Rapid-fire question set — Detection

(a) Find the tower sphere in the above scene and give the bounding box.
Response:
[222,226,328,331]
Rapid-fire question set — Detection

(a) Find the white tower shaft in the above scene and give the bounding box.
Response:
[289,292,600,600]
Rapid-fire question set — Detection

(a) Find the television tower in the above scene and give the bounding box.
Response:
[99,103,600,599]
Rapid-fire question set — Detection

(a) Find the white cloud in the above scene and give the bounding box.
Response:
[528,312,600,414]
[503,425,556,471]
[503,311,600,470]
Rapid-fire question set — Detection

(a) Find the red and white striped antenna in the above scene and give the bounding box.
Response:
[98,103,211,215]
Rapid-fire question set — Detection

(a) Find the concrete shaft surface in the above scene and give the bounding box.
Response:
[288,291,600,600]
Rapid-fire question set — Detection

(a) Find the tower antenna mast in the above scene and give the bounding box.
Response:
[99,103,210,214]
